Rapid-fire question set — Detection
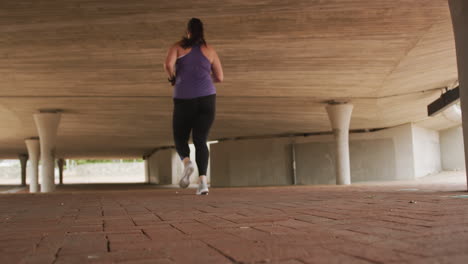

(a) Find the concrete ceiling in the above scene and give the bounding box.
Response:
[0,0,458,158]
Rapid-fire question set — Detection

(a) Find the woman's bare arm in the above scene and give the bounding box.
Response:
[211,48,224,83]
[164,44,178,79]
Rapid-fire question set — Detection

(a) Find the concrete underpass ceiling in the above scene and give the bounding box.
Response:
[0,0,459,158]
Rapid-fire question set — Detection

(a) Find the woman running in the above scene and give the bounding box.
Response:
[164,18,224,195]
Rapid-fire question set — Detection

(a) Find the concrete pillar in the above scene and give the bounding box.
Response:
[326,104,354,185]
[449,0,468,190]
[57,158,65,185]
[34,112,61,193]
[146,149,180,185]
[25,138,40,193]
[144,158,150,184]
[19,154,28,186]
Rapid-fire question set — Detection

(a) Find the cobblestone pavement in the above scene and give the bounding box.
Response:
[0,182,467,263]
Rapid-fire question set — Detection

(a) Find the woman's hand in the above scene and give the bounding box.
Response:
[168,76,176,86]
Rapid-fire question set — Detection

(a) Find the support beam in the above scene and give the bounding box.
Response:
[18,154,28,186]
[326,104,354,185]
[449,0,468,190]
[57,158,65,185]
[144,158,150,184]
[25,138,40,193]
[34,112,61,193]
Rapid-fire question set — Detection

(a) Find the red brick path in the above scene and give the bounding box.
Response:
[1,183,467,263]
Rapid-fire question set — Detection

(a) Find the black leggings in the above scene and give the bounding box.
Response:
[173,94,216,176]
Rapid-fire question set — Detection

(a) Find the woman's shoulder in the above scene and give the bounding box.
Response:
[172,41,183,48]
[202,44,217,54]
[167,41,183,53]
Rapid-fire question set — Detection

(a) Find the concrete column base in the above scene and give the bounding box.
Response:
[19,154,28,186]
[57,158,65,185]
[34,112,61,193]
[25,138,40,193]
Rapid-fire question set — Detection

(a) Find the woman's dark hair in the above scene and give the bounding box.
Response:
[180,18,206,49]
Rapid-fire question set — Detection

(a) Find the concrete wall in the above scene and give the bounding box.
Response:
[210,138,293,187]
[144,159,150,183]
[295,123,444,183]
[440,125,465,171]
[295,123,416,183]
[212,133,401,187]
[147,144,211,185]
[210,123,445,187]
[295,139,396,184]
[388,124,417,180]
[294,124,413,184]
[294,142,335,185]
[412,125,442,178]
[147,148,175,185]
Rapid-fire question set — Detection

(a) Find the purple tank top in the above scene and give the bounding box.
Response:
[174,45,216,99]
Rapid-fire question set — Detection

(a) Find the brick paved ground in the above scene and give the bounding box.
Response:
[0,180,467,264]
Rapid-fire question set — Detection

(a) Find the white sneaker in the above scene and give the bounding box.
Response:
[196,178,209,195]
[179,161,194,189]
